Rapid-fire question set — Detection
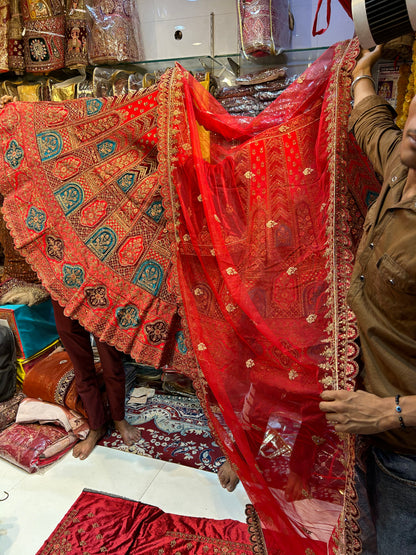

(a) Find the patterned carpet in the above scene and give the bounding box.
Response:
[98,391,226,473]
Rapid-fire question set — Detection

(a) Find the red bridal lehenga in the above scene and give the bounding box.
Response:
[0,38,381,553]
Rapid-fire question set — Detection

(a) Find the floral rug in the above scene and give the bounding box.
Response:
[98,392,226,473]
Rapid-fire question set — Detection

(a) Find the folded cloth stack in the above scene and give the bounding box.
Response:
[215,66,296,117]
[0,397,89,473]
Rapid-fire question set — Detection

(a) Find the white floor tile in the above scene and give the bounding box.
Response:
[140,458,251,522]
[0,459,27,494]
[0,445,251,555]
[0,446,164,555]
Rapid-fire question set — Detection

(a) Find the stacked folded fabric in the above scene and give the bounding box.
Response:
[215,66,296,117]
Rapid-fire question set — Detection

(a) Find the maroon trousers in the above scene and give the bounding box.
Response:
[51,300,125,429]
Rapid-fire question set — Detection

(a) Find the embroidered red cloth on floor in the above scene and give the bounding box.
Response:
[0,37,381,552]
[36,489,262,554]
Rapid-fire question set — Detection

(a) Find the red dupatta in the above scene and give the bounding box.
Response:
[0,38,380,553]
[157,38,377,553]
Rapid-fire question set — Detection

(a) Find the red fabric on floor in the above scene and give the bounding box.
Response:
[36,489,263,554]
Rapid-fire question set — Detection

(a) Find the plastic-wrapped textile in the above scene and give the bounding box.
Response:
[237,0,290,57]
[216,84,257,99]
[75,74,93,97]
[86,0,143,66]
[65,0,88,69]
[92,66,114,97]
[1,78,21,98]
[7,0,25,74]
[0,0,9,73]
[16,82,46,101]
[254,87,289,101]
[92,68,136,97]
[49,74,85,101]
[21,0,65,73]
[128,72,144,93]
[0,421,77,472]
[254,76,294,91]
[112,70,134,96]
[219,96,261,116]
[235,66,287,85]
[216,74,293,116]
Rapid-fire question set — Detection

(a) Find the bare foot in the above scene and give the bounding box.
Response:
[114,419,141,446]
[73,426,106,460]
[218,460,240,492]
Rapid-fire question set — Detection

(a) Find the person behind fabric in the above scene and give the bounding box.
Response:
[52,300,140,460]
[319,45,416,553]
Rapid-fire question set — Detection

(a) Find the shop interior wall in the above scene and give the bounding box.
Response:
[135,0,355,61]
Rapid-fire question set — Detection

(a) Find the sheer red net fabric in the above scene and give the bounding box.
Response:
[157,39,378,553]
[0,38,381,552]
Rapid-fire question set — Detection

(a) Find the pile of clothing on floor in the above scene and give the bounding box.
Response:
[0,278,200,474]
[0,344,91,473]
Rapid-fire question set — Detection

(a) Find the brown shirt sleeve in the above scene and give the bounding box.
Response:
[348,95,402,179]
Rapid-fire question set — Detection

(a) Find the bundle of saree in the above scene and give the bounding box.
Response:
[20,0,66,73]
[0,0,10,73]
[7,0,25,74]
[85,0,143,66]
[237,0,290,57]
[64,0,88,69]
[0,37,381,553]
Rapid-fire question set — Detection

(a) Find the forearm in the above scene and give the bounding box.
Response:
[391,395,416,428]
[319,390,416,435]
[369,394,416,431]
[351,45,382,107]
[352,74,377,106]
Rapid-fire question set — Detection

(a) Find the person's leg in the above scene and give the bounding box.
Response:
[371,447,416,555]
[94,337,140,446]
[51,300,107,459]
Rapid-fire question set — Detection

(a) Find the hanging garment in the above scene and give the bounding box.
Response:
[0,38,381,553]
